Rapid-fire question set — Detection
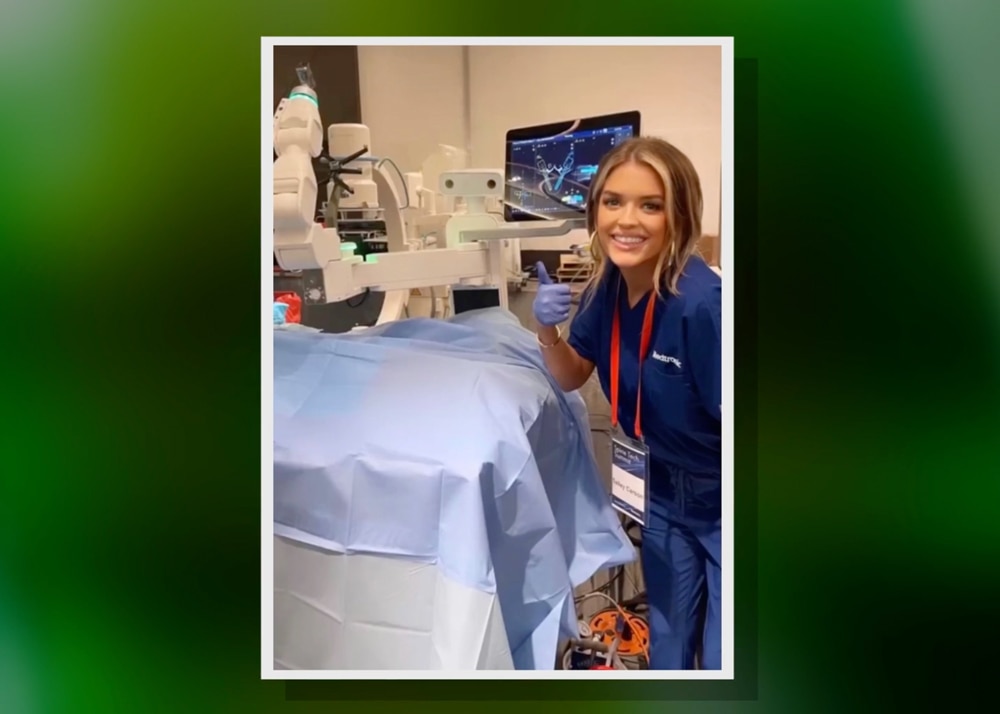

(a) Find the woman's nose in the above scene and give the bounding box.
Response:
[618,204,639,226]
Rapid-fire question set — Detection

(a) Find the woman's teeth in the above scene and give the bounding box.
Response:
[613,235,646,246]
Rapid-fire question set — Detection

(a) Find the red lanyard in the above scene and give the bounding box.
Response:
[610,284,658,440]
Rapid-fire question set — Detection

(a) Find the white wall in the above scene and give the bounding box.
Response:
[357,45,466,174]
[358,44,722,250]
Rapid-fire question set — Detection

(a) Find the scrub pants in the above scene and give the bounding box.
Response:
[640,467,722,670]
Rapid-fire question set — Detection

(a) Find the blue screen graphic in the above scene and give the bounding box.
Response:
[506,125,635,218]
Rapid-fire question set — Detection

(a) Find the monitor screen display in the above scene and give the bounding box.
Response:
[504,111,640,222]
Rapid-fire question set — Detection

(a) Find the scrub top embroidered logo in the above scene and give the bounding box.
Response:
[651,351,682,369]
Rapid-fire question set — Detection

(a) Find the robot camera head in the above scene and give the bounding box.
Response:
[439,169,504,199]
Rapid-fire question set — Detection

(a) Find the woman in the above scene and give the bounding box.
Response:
[532,136,721,670]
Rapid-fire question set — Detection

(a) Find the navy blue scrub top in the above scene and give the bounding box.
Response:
[568,257,722,479]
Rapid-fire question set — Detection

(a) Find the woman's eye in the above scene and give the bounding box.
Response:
[643,203,662,211]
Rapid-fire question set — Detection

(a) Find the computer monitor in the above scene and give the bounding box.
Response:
[504,111,641,222]
[450,285,501,315]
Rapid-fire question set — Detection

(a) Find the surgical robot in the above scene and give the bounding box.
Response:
[272,64,585,317]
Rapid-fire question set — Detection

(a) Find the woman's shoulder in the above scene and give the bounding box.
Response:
[670,256,721,317]
[679,254,721,289]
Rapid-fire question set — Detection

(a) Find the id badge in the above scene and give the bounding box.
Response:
[610,428,651,526]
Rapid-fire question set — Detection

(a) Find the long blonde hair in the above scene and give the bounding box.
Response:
[580,136,703,307]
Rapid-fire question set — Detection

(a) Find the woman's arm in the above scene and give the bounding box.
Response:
[537,324,595,392]
[685,287,722,421]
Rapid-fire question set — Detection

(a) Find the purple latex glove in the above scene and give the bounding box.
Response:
[532,262,572,326]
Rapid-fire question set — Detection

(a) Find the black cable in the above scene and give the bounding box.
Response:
[376,157,411,209]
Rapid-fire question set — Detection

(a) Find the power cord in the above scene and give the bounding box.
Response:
[574,590,650,665]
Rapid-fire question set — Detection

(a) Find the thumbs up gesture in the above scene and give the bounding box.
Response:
[532,261,572,326]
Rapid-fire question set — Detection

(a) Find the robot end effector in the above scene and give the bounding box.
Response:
[318,146,367,220]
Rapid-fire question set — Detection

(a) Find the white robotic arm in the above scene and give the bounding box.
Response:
[271,67,583,310]
[272,81,344,271]
[274,67,359,284]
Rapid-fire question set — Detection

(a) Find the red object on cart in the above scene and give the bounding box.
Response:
[274,292,302,324]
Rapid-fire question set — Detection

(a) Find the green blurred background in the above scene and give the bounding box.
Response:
[1,0,998,711]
